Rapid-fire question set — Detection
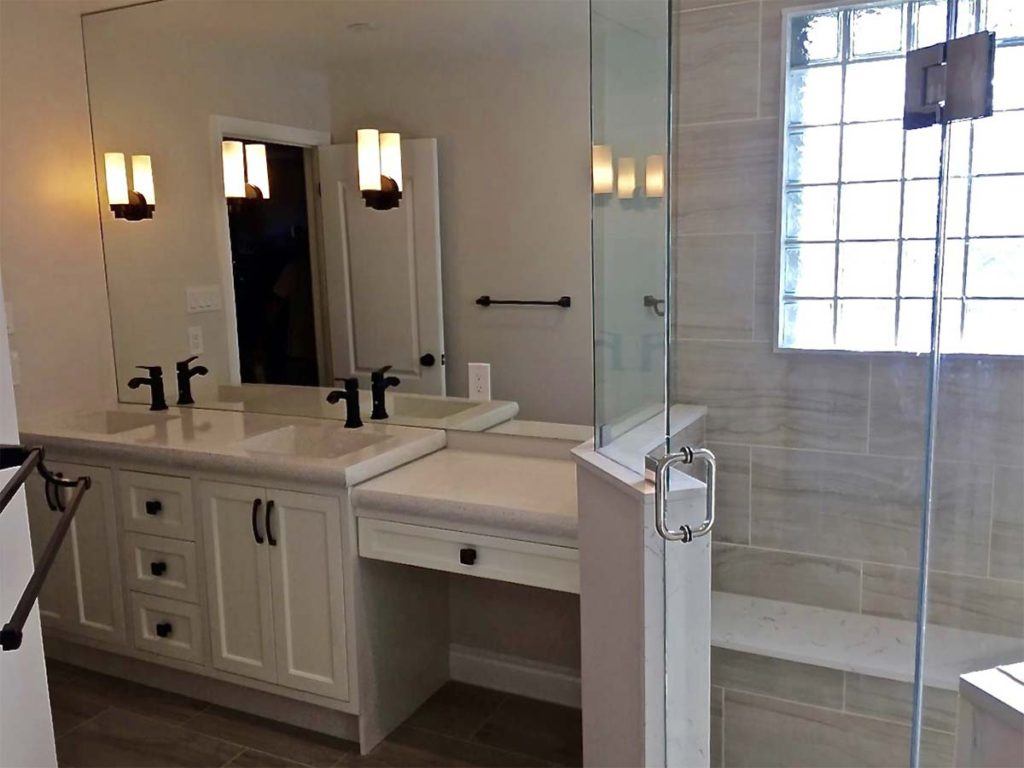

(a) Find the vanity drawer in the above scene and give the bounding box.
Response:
[129,592,205,664]
[358,518,579,594]
[121,471,195,540]
[124,533,199,603]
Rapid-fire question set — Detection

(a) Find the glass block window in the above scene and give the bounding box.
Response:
[779,0,1024,354]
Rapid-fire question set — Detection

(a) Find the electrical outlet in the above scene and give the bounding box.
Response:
[10,350,19,387]
[186,286,222,314]
[187,326,204,355]
[468,362,491,401]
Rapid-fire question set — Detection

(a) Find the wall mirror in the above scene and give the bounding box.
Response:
[83,0,593,432]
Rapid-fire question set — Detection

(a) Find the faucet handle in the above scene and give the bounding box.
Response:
[136,365,163,377]
[371,365,392,381]
[177,355,199,370]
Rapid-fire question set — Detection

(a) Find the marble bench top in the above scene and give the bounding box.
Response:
[351,449,578,548]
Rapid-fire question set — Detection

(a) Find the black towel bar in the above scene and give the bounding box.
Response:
[476,295,571,308]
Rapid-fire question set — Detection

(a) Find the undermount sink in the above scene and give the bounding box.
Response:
[64,409,179,435]
[389,397,477,420]
[238,424,387,459]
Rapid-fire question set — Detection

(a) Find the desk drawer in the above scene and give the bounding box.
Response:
[121,471,194,540]
[129,592,205,664]
[358,518,579,594]
[124,533,199,603]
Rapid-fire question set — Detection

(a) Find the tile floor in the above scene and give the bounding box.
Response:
[47,660,583,768]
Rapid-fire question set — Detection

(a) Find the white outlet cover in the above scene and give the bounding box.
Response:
[187,326,204,355]
[186,286,223,314]
[468,362,491,401]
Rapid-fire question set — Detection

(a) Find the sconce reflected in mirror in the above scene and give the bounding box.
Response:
[617,157,636,199]
[592,145,614,195]
[222,140,270,202]
[645,154,665,198]
[357,129,403,210]
[104,152,155,220]
[592,146,666,200]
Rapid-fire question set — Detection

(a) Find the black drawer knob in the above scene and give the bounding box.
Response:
[145,499,162,516]
[150,561,167,577]
[420,353,436,367]
[155,621,173,638]
[459,547,477,566]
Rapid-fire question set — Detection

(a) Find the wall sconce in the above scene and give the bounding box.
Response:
[617,157,636,199]
[645,154,665,198]
[222,140,270,201]
[592,145,614,195]
[357,129,403,210]
[104,152,155,220]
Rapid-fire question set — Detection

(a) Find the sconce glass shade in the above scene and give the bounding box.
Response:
[222,140,247,198]
[357,129,382,192]
[130,155,155,204]
[379,132,403,192]
[104,152,130,205]
[592,145,614,195]
[617,157,636,199]
[244,144,270,198]
[645,154,665,198]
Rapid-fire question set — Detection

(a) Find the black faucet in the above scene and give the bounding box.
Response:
[127,365,168,411]
[175,355,209,406]
[370,365,401,420]
[326,378,363,428]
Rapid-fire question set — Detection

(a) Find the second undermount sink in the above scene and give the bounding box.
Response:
[388,396,477,420]
[65,409,179,435]
[238,424,387,459]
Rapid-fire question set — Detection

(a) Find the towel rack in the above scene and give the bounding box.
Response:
[0,445,90,651]
[476,295,571,308]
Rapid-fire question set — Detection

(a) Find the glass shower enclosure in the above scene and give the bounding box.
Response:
[592,0,1023,765]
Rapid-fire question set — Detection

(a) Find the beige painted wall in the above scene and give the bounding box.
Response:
[329,42,593,424]
[0,0,118,424]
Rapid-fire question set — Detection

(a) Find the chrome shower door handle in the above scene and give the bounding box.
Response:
[646,446,716,542]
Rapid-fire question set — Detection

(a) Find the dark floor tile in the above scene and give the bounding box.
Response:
[56,707,242,768]
[184,705,358,768]
[472,696,582,767]
[365,727,551,768]
[48,679,112,738]
[403,683,508,740]
[46,659,85,685]
[226,749,308,767]
[62,666,209,724]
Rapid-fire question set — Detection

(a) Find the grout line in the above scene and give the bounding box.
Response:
[401,724,561,768]
[53,704,112,741]
[219,744,249,768]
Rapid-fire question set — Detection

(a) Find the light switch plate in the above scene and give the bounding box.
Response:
[468,362,491,401]
[186,286,222,314]
[187,326,204,355]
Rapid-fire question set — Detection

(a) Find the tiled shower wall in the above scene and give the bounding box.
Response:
[670,0,1024,764]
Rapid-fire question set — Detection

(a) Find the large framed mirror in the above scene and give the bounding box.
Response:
[83,0,593,432]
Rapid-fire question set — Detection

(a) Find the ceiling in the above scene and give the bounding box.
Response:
[82,0,591,72]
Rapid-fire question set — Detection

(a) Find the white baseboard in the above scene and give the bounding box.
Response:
[448,643,581,708]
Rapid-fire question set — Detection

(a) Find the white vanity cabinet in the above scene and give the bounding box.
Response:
[25,462,126,646]
[199,481,349,700]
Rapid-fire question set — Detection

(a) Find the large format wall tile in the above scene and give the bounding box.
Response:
[844,673,959,734]
[750,448,992,573]
[723,690,954,768]
[706,442,751,544]
[992,466,1024,581]
[752,233,776,343]
[676,3,760,124]
[712,542,861,612]
[674,341,870,451]
[862,563,1024,637]
[869,356,1024,465]
[674,118,779,235]
[674,234,756,340]
[711,648,844,708]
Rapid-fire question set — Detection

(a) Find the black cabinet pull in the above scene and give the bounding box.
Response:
[155,621,172,638]
[459,547,477,566]
[150,561,167,577]
[251,498,264,544]
[145,499,162,516]
[420,353,436,367]
[265,500,277,546]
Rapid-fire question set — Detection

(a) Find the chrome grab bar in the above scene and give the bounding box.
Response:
[645,446,716,543]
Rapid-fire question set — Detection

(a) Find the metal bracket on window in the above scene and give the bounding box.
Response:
[904,31,995,130]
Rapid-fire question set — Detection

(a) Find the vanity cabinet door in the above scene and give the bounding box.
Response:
[26,463,125,645]
[199,481,277,684]
[266,490,348,700]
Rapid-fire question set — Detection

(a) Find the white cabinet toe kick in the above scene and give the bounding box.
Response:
[356,517,580,594]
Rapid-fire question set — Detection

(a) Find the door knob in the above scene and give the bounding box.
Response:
[145,499,162,516]
[155,621,173,638]
[420,353,436,367]
[150,561,167,577]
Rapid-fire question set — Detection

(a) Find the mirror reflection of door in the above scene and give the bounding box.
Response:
[318,138,444,395]
[226,139,322,386]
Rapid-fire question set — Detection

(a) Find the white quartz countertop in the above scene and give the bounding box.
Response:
[351,449,578,547]
[21,405,445,487]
